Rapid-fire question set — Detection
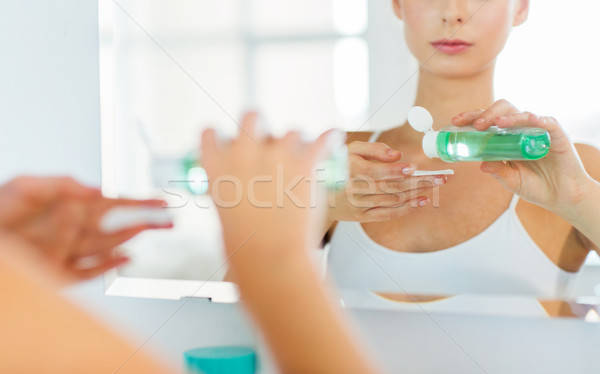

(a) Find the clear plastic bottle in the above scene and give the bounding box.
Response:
[409,106,551,163]
[423,125,551,162]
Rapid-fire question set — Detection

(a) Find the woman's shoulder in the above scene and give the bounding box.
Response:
[574,142,600,181]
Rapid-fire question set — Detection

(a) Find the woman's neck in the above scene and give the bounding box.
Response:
[413,66,496,131]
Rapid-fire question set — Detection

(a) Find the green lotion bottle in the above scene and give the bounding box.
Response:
[407,107,551,163]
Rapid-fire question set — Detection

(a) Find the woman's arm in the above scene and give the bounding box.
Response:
[566,144,600,254]
[201,113,382,374]
[235,244,380,374]
[569,179,600,255]
[0,233,174,374]
[453,101,600,253]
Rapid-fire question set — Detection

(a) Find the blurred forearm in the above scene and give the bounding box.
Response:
[0,234,174,374]
[231,243,381,374]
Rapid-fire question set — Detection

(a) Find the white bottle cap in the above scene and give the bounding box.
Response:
[408,106,440,159]
[422,131,440,159]
[407,106,434,133]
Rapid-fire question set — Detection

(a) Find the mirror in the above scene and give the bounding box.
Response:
[99,0,376,301]
[100,0,600,314]
[337,290,600,321]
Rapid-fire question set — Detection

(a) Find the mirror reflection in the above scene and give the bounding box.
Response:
[99,0,600,305]
[339,291,600,321]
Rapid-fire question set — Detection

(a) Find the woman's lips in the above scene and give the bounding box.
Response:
[431,39,473,55]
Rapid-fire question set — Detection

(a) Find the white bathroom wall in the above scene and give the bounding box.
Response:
[496,0,600,144]
[0,0,102,185]
[364,0,418,131]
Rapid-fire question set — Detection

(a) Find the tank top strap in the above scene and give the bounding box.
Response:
[508,193,520,211]
[368,131,383,143]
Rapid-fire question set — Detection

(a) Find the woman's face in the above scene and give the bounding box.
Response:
[393,0,529,78]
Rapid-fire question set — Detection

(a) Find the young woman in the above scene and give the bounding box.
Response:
[326,0,600,302]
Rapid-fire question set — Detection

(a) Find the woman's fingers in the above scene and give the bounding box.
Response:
[0,176,99,228]
[493,112,537,128]
[497,114,564,139]
[67,250,130,281]
[474,99,519,128]
[102,197,166,208]
[480,161,522,193]
[453,99,520,130]
[494,113,573,154]
[375,175,446,193]
[238,111,263,145]
[73,256,129,281]
[348,141,403,162]
[350,155,415,180]
[8,176,99,205]
[535,116,571,149]
[362,196,430,222]
[349,175,447,195]
[452,109,485,127]
[77,222,171,258]
[494,112,560,137]
[350,186,434,208]
[53,202,88,261]
[84,197,168,233]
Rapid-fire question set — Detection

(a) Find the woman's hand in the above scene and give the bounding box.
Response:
[0,176,171,283]
[452,99,592,217]
[201,113,334,257]
[329,141,447,223]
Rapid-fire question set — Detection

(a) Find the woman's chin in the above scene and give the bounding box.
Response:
[420,61,492,80]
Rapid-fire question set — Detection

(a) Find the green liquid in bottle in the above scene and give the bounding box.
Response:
[435,126,551,162]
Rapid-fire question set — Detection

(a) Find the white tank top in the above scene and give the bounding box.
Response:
[327,131,576,299]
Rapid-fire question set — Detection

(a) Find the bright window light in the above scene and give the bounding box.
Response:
[495,1,600,144]
[334,37,369,120]
[333,0,368,35]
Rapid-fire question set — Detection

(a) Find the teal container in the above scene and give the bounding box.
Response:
[423,126,551,162]
[184,346,256,374]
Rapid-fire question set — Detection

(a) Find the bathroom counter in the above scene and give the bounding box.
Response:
[349,308,600,374]
[67,277,600,374]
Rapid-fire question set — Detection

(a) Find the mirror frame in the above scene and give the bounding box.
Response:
[103,268,239,302]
